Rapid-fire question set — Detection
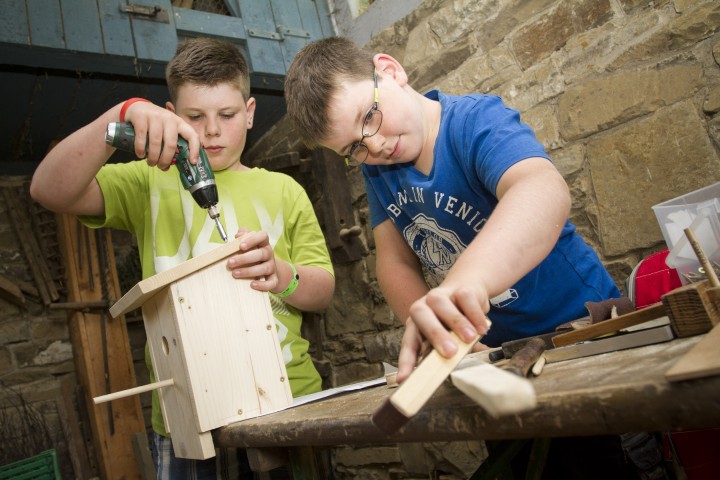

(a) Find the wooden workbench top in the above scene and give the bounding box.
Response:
[216,336,720,449]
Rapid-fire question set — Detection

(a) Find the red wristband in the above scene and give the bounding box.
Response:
[119,97,151,122]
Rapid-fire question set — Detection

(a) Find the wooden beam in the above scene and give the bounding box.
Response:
[56,214,145,479]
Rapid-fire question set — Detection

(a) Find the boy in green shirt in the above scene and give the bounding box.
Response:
[31,37,334,478]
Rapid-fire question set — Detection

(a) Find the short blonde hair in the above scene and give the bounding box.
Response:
[166,37,250,103]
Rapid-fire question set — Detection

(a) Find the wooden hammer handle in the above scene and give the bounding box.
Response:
[503,337,546,377]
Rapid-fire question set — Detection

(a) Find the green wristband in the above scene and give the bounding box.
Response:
[277,263,299,298]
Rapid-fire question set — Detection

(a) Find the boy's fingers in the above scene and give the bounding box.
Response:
[408,301,459,358]
[453,290,490,335]
[423,291,478,344]
[396,324,423,383]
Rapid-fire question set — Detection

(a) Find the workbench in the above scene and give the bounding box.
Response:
[215,335,720,470]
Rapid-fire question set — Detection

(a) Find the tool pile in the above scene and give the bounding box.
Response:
[371,227,720,435]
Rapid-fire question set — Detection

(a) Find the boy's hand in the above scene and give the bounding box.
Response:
[396,284,491,383]
[121,100,201,170]
[226,229,281,292]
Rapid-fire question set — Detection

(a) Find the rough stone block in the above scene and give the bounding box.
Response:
[512,0,612,69]
[588,101,720,255]
[559,63,702,140]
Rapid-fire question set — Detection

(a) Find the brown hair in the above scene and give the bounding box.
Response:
[166,37,250,103]
[285,37,374,149]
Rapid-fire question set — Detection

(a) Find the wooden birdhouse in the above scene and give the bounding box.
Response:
[98,239,293,460]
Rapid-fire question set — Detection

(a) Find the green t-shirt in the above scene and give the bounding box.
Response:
[82,161,333,436]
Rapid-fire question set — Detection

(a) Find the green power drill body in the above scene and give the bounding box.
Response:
[105,122,228,242]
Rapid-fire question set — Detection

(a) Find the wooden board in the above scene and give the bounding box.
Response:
[110,238,242,317]
[665,325,720,382]
[552,303,665,347]
[388,332,480,418]
[57,214,144,479]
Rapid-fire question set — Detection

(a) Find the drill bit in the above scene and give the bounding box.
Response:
[208,205,228,242]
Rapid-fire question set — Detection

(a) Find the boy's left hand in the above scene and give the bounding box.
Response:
[226,229,281,292]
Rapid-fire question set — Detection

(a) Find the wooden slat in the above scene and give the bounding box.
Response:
[2,187,59,304]
[238,0,286,75]
[665,324,720,382]
[27,0,64,48]
[57,214,145,480]
[97,0,135,57]
[129,0,177,62]
[57,376,96,480]
[0,273,25,308]
[297,0,328,41]
[551,303,665,347]
[0,0,28,44]
[110,239,242,317]
[173,8,247,41]
[270,0,309,69]
[61,0,104,53]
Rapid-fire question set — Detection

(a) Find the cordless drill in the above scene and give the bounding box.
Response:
[105,122,228,242]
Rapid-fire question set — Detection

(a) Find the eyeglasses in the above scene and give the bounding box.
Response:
[345,70,383,167]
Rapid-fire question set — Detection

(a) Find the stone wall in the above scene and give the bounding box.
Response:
[2,0,718,478]
[245,0,720,477]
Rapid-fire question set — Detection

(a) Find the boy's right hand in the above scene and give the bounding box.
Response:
[121,100,201,170]
[396,283,492,383]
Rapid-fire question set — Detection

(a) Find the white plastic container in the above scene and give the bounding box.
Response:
[651,182,720,284]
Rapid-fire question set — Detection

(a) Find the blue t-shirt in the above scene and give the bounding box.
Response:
[363,90,620,346]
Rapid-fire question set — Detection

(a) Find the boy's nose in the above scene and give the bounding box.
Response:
[205,119,220,137]
[363,135,384,156]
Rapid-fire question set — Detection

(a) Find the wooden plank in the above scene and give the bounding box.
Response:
[57,376,96,480]
[0,0,28,44]
[238,0,286,76]
[372,332,480,434]
[173,7,247,42]
[2,187,59,304]
[310,0,334,38]
[132,432,157,480]
[61,0,104,53]
[270,0,309,69]
[97,0,135,56]
[665,324,720,382]
[129,0,177,63]
[142,290,216,460]
[0,273,25,307]
[551,303,665,347]
[297,0,329,41]
[109,239,242,317]
[27,0,65,48]
[57,214,145,479]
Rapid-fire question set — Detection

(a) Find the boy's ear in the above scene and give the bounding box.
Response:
[165,101,176,113]
[373,53,408,86]
[246,97,256,129]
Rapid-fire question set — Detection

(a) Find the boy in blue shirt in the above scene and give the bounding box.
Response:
[284,36,619,382]
[31,37,334,478]
[285,37,634,478]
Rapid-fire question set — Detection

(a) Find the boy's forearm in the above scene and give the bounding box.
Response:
[280,263,335,312]
[377,259,428,324]
[30,104,122,215]
[446,159,570,297]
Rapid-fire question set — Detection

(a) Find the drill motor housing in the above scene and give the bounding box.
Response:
[105,122,227,241]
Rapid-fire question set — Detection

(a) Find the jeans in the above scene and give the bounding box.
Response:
[151,431,252,479]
